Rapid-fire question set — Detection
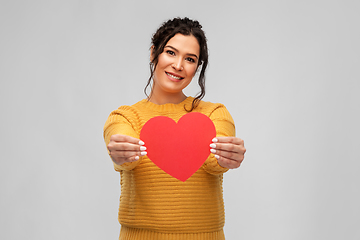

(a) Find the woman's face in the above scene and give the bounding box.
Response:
[152,33,200,97]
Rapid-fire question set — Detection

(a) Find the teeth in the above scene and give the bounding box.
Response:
[166,73,182,80]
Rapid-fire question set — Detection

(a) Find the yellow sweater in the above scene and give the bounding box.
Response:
[103,97,235,240]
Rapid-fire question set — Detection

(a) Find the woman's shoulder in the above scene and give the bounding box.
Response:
[114,99,147,111]
[107,99,146,119]
[196,99,233,120]
[197,99,227,111]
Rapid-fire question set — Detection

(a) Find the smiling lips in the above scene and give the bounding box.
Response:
[166,72,184,81]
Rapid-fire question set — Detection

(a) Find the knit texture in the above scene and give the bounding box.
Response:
[103,97,235,240]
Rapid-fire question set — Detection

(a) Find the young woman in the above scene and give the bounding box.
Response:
[104,17,246,240]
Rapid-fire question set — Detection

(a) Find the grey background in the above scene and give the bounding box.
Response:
[1,0,359,239]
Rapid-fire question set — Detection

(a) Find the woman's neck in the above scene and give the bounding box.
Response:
[148,91,187,105]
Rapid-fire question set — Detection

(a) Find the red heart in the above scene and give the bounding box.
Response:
[140,112,216,182]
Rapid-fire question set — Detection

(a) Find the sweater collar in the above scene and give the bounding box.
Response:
[140,97,194,112]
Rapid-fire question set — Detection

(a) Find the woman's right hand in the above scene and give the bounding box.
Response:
[107,134,147,165]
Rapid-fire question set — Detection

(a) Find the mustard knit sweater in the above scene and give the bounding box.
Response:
[103,97,235,240]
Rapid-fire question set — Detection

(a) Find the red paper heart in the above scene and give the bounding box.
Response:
[140,112,216,182]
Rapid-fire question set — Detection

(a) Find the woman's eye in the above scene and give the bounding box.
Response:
[186,57,195,63]
[166,50,175,56]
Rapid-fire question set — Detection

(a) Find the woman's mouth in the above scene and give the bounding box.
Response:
[166,72,184,80]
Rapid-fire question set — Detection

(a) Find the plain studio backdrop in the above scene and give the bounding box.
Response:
[0,0,359,239]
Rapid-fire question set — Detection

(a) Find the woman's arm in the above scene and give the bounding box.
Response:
[202,105,246,174]
[103,108,145,171]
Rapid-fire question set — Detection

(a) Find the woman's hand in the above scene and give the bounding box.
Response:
[107,134,147,165]
[210,137,246,169]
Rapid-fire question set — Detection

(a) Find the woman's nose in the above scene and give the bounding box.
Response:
[172,59,183,71]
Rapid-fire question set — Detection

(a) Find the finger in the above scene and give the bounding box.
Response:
[210,142,246,155]
[126,153,146,162]
[121,154,142,162]
[111,149,147,158]
[210,143,239,153]
[109,141,147,152]
[216,155,242,169]
[110,151,146,165]
[110,134,144,145]
[211,148,244,162]
[213,137,244,146]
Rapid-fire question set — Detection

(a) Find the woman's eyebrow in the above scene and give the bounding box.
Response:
[164,45,199,59]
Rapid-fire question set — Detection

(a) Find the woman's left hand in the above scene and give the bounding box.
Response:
[210,137,246,169]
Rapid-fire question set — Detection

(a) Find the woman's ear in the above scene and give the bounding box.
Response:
[196,61,202,73]
[150,46,155,62]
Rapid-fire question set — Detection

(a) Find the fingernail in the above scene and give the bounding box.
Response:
[139,140,145,145]
[210,143,216,148]
[212,138,218,143]
[134,156,139,160]
[140,146,147,151]
[140,151,147,156]
[214,155,220,159]
[210,149,216,154]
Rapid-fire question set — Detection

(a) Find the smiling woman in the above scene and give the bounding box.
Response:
[103,17,246,240]
[150,34,199,104]
[145,17,209,112]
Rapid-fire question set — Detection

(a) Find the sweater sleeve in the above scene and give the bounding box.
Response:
[202,105,236,175]
[103,106,142,171]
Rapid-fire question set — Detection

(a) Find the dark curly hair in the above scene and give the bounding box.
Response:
[144,17,209,112]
